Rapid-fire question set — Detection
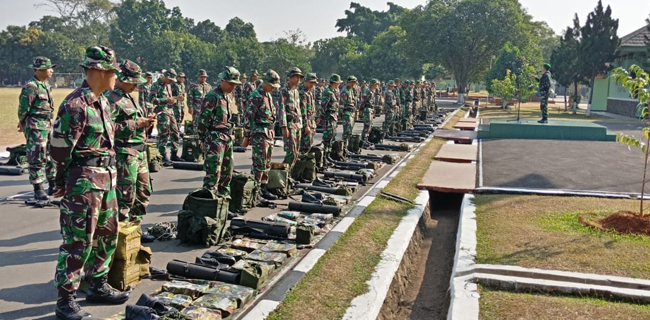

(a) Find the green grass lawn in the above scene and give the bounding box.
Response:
[478,102,612,122]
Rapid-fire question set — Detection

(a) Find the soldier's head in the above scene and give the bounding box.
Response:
[329,74,342,89]
[80,45,119,93]
[219,66,242,93]
[387,80,396,89]
[177,72,186,84]
[161,69,177,84]
[346,75,357,89]
[250,69,259,82]
[241,73,247,85]
[286,67,304,88]
[543,63,551,73]
[30,56,56,81]
[370,78,380,90]
[416,80,422,88]
[145,72,153,84]
[394,78,401,86]
[304,73,317,90]
[402,80,409,88]
[262,70,281,93]
[115,60,146,94]
[197,69,208,84]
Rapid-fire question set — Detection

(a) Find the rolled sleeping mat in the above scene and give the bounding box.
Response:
[288,201,342,216]
[230,218,291,238]
[233,146,248,153]
[329,160,367,170]
[323,171,368,185]
[294,185,347,196]
[173,162,204,171]
[0,166,24,176]
[348,154,383,162]
[166,259,240,283]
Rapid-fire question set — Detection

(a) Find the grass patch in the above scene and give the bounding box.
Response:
[478,102,616,122]
[443,107,467,130]
[479,285,650,320]
[475,194,650,278]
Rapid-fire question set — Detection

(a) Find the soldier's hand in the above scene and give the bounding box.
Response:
[282,127,290,138]
[241,137,250,147]
[52,186,65,198]
[305,127,312,135]
[137,117,155,128]
[167,97,177,104]
[16,123,23,133]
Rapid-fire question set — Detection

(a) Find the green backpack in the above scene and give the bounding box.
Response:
[184,120,194,135]
[296,223,315,245]
[176,210,221,247]
[181,135,204,162]
[230,171,259,214]
[330,140,346,161]
[240,261,270,289]
[291,154,316,183]
[234,127,245,146]
[310,146,324,172]
[347,134,362,154]
[146,143,162,173]
[369,127,384,144]
[267,168,290,199]
[6,144,27,166]
[181,189,230,245]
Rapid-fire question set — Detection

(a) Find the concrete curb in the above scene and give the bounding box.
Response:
[475,186,632,199]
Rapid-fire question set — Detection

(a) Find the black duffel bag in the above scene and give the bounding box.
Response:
[166,259,240,283]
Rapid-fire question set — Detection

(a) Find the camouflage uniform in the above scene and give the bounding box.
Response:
[340,76,358,147]
[150,70,180,157]
[51,46,120,294]
[234,75,247,126]
[384,82,398,136]
[197,67,241,195]
[243,70,259,103]
[536,67,552,122]
[299,73,318,154]
[172,74,187,130]
[245,70,282,185]
[18,57,57,188]
[138,75,153,115]
[188,70,212,130]
[321,74,342,155]
[279,68,304,167]
[402,82,413,121]
[359,81,377,142]
[105,60,150,222]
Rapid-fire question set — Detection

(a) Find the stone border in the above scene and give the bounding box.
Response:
[237,108,461,320]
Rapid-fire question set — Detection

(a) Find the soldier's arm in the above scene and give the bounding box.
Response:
[278,88,289,128]
[197,94,213,137]
[244,95,255,138]
[112,102,138,140]
[50,100,86,186]
[150,85,167,106]
[18,85,35,125]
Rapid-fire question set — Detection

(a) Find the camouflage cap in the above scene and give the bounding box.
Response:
[262,70,281,88]
[79,46,118,71]
[416,80,422,84]
[370,78,380,85]
[286,67,304,78]
[250,69,259,77]
[178,72,186,78]
[347,75,358,83]
[144,72,153,78]
[241,73,248,79]
[387,80,396,87]
[29,56,56,70]
[162,69,177,82]
[394,78,401,82]
[404,80,411,85]
[116,60,146,84]
[197,69,208,77]
[330,74,342,83]
[304,73,317,83]
[219,66,242,84]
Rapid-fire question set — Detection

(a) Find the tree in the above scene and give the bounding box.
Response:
[551,15,582,113]
[579,0,620,117]
[485,43,526,93]
[311,37,361,77]
[335,2,406,44]
[491,70,517,109]
[225,17,257,40]
[191,20,226,44]
[261,30,314,76]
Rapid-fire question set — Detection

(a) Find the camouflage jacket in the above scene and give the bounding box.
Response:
[279,84,302,129]
[138,82,152,113]
[299,84,316,130]
[234,83,245,112]
[243,82,257,103]
[321,86,340,122]
[173,82,186,108]
[340,86,357,112]
[188,82,212,113]
[50,80,116,189]
[403,87,413,103]
[413,88,421,102]
[537,72,552,95]
[105,87,147,155]
[359,87,374,110]
[245,86,279,139]
[384,89,397,113]
[198,84,233,139]
[149,78,178,112]
[271,86,283,108]
[373,87,383,107]
[314,84,323,106]
[18,76,54,127]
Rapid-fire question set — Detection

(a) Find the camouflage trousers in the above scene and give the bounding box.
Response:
[157,109,180,155]
[24,123,56,185]
[116,151,151,222]
[402,102,412,120]
[251,132,274,184]
[322,118,337,154]
[283,127,301,167]
[361,108,374,141]
[540,95,549,120]
[341,110,356,141]
[55,182,118,292]
[203,134,234,195]
[173,105,184,131]
[299,127,315,155]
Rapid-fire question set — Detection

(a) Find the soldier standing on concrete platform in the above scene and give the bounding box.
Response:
[188,69,212,130]
[50,46,129,320]
[384,80,398,136]
[243,70,283,201]
[197,66,241,195]
[150,69,181,165]
[321,74,342,157]
[360,79,379,143]
[279,67,304,167]
[299,73,318,154]
[533,63,553,124]
[104,60,154,224]
[18,56,57,199]
[340,75,358,151]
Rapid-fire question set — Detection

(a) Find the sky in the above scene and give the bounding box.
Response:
[0,0,648,42]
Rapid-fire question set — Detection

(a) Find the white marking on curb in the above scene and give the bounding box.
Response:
[477,186,631,199]
[357,196,375,208]
[241,300,280,320]
[374,180,389,190]
[294,249,327,273]
[478,139,484,188]
[331,217,356,233]
[389,170,399,178]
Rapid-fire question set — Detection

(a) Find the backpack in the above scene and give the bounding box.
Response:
[369,127,384,144]
[310,146,324,172]
[347,134,362,154]
[177,210,222,247]
[267,168,290,199]
[6,144,27,166]
[229,171,259,214]
[234,127,245,146]
[330,140,346,161]
[146,143,162,172]
[184,120,195,135]
[240,262,270,289]
[180,189,230,246]
[296,223,315,245]
[291,154,316,183]
[382,154,399,164]
[181,135,204,163]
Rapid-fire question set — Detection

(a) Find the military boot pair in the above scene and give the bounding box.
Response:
[33,183,49,201]
[260,184,278,201]
[56,275,130,320]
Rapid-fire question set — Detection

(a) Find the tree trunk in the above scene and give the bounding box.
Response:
[457,81,466,105]
[572,81,578,115]
[586,76,595,117]
[564,86,568,112]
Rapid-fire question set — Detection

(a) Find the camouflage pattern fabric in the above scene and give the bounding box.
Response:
[243,81,257,103]
[234,82,245,119]
[105,87,151,222]
[320,85,340,154]
[150,78,180,154]
[359,87,375,141]
[172,81,185,132]
[18,76,56,185]
[50,80,118,292]
[538,71,552,120]
[245,86,278,184]
[403,86,413,120]
[340,86,357,142]
[279,85,302,167]
[384,88,397,135]
[299,83,316,154]
[138,82,153,115]
[188,82,212,128]
[198,85,234,195]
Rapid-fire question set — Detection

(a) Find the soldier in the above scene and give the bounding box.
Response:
[360,79,379,143]
[242,70,283,201]
[235,73,247,126]
[402,80,413,125]
[139,72,154,136]
[173,72,187,131]
[373,80,383,116]
[340,75,358,151]
[321,74,342,156]
[299,73,318,154]
[533,63,553,123]
[50,46,129,320]
[104,60,154,224]
[384,80,398,136]
[187,69,212,130]
[150,69,181,165]
[413,80,422,118]
[279,67,304,167]
[243,69,259,102]
[314,78,325,127]
[197,66,241,195]
[17,56,57,199]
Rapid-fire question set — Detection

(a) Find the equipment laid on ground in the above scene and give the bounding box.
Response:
[310,146,325,172]
[108,221,151,290]
[384,136,424,143]
[369,127,384,144]
[0,167,25,175]
[374,143,412,152]
[294,184,353,196]
[229,171,259,214]
[5,144,27,166]
[330,140,347,161]
[147,143,163,172]
[323,171,368,185]
[229,218,291,239]
[288,201,342,216]
[184,120,195,135]
[181,135,204,162]
[166,259,240,283]
[178,189,230,246]
[267,164,291,199]
[291,153,317,183]
[347,134,362,154]
[234,127,245,146]
[173,162,204,171]
[240,261,270,289]
[296,223,315,245]
[234,146,249,153]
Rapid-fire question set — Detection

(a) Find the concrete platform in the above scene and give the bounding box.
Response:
[457,118,480,123]
[453,122,479,131]
[418,161,476,193]
[434,144,477,163]
[434,130,478,143]
[478,119,616,141]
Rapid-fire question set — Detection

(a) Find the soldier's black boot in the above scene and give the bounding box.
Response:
[86,275,130,304]
[170,150,183,162]
[162,155,172,167]
[55,290,91,320]
[34,183,49,201]
[135,293,175,315]
[47,180,56,196]
[260,184,278,201]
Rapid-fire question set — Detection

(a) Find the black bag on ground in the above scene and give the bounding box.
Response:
[288,202,341,216]
[310,146,324,171]
[181,135,203,162]
[369,127,384,144]
[6,144,27,166]
[291,154,316,183]
[229,171,259,214]
[230,218,291,239]
[166,259,240,283]
[330,140,346,161]
[347,134,362,154]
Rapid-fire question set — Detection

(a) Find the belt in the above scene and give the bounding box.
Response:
[29,113,54,120]
[216,127,234,135]
[115,142,146,152]
[72,155,116,167]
